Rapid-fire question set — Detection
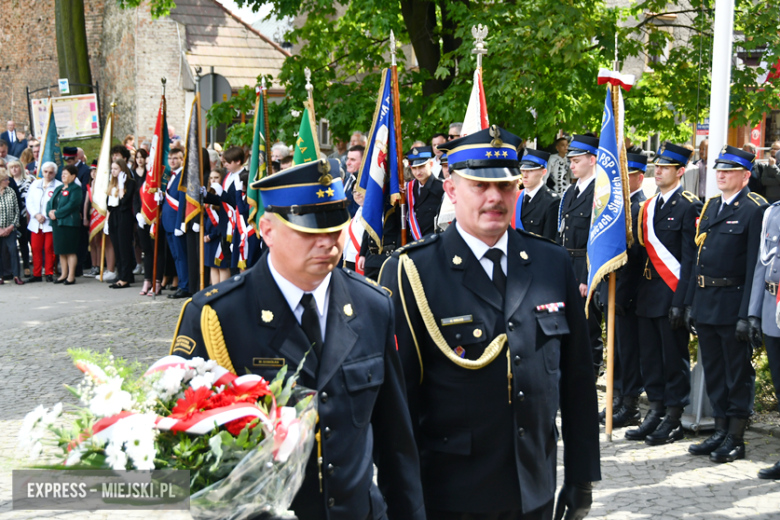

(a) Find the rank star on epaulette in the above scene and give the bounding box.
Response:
[206,288,219,297]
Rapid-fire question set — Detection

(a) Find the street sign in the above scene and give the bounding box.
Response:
[58,78,70,95]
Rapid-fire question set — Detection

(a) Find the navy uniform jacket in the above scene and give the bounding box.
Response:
[379,227,600,514]
[521,186,560,241]
[170,255,425,520]
[687,187,767,325]
[749,203,780,336]
[635,187,701,319]
[203,168,243,243]
[161,168,185,234]
[410,175,444,239]
[556,181,594,284]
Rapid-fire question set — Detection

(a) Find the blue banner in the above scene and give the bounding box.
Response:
[356,69,400,250]
[586,87,628,299]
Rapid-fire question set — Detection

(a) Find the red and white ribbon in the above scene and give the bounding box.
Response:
[597,68,635,92]
[643,194,680,292]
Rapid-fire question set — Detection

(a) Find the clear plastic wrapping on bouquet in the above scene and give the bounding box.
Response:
[190,386,318,520]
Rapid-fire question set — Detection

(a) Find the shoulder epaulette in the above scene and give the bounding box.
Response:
[392,234,439,257]
[748,192,768,206]
[192,273,246,307]
[681,191,698,203]
[343,269,390,297]
[517,228,556,244]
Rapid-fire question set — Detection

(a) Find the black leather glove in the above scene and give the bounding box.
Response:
[684,306,697,335]
[593,291,603,312]
[554,481,593,520]
[668,306,684,330]
[748,316,763,349]
[735,318,751,344]
[614,303,626,317]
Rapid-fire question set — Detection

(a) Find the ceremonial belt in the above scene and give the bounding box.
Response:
[697,275,744,288]
[766,281,778,296]
[567,248,587,257]
[369,245,396,257]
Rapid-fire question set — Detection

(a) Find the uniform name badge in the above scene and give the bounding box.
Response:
[253,358,286,368]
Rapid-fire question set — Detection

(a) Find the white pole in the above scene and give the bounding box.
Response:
[705,0,735,199]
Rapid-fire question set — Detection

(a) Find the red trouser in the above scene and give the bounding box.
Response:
[31,229,55,276]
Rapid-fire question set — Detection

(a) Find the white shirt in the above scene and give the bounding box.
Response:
[268,254,331,341]
[343,206,365,263]
[575,174,595,196]
[455,222,508,280]
[629,188,643,199]
[720,190,741,212]
[523,183,543,202]
[659,182,681,206]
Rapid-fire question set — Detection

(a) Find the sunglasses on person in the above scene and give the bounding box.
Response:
[448,134,459,140]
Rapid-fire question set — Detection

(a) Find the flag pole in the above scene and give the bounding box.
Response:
[390,31,407,246]
[152,78,166,299]
[100,101,117,283]
[197,91,205,291]
[262,78,270,158]
[472,24,488,75]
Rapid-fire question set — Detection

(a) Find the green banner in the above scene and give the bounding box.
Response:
[293,98,320,165]
[247,91,267,231]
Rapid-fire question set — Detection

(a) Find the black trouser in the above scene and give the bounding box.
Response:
[697,323,755,418]
[158,229,175,278]
[186,220,202,293]
[137,223,164,282]
[108,211,136,283]
[77,222,90,270]
[637,315,691,407]
[764,335,780,413]
[617,307,644,397]
[18,223,30,269]
[428,501,554,520]
[585,297,604,372]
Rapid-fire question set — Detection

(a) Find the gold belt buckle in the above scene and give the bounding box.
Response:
[697,275,705,288]
[769,282,778,296]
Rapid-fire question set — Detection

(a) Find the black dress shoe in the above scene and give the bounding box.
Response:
[45,275,54,282]
[168,289,192,299]
[689,418,728,456]
[758,461,780,479]
[53,277,67,284]
[64,279,76,285]
[608,396,642,428]
[110,282,131,289]
[710,418,747,463]
[626,404,665,441]
[24,276,42,283]
[645,415,684,446]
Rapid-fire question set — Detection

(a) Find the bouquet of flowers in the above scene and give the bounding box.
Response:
[18,349,318,519]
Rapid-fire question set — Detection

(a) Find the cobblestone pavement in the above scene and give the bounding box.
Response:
[1,298,780,519]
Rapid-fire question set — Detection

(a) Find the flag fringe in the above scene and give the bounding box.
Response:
[585,251,628,318]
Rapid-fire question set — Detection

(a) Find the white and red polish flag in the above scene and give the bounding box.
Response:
[461,69,489,136]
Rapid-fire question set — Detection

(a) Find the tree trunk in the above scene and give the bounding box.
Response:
[400,0,451,98]
[55,0,93,95]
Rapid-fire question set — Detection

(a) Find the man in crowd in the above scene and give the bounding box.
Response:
[111,145,132,169]
[448,122,462,141]
[381,126,600,520]
[601,153,648,428]
[742,142,780,202]
[557,135,603,379]
[162,148,189,299]
[431,133,447,179]
[513,148,560,240]
[350,131,366,147]
[628,143,701,445]
[0,140,18,163]
[26,140,39,174]
[687,145,767,463]
[171,157,426,520]
[546,137,571,195]
[343,145,364,217]
[406,145,444,241]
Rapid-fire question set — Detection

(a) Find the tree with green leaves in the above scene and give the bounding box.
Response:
[133,0,780,149]
[56,0,93,95]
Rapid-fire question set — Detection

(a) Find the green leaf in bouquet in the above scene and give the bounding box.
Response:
[277,353,309,406]
[268,364,288,396]
[294,394,314,415]
[208,434,224,473]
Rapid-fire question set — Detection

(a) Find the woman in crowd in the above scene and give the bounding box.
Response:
[7,159,33,277]
[106,159,136,288]
[19,149,34,172]
[83,162,116,279]
[124,135,136,152]
[0,169,23,285]
[47,165,83,285]
[204,169,223,286]
[26,161,61,282]
[131,149,158,295]
[131,148,148,278]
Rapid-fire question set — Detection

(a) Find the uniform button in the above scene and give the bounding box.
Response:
[455,333,462,340]
[517,391,525,401]
[321,392,329,403]
[443,437,448,443]
[327,463,335,475]
[324,427,332,439]
[328,498,335,508]
[702,246,706,250]
[508,322,515,331]
[514,355,521,365]
[565,226,569,230]
[518,427,525,437]
[566,214,569,218]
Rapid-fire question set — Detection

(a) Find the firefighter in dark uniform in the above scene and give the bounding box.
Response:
[360,208,401,281]
[380,126,600,520]
[599,153,648,427]
[556,135,603,378]
[627,143,701,445]
[749,200,780,479]
[513,149,560,240]
[168,158,425,520]
[686,145,767,463]
[406,146,444,241]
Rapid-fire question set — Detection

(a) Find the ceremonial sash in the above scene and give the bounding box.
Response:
[214,240,224,267]
[165,172,179,211]
[512,189,525,230]
[347,218,364,274]
[406,180,422,241]
[87,185,106,240]
[222,173,237,243]
[206,205,219,227]
[642,194,680,292]
[236,211,254,270]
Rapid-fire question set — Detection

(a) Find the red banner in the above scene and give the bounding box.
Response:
[141,97,167,227]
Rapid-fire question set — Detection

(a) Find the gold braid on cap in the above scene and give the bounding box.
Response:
[399,254,508,370]
[201,304,237,375]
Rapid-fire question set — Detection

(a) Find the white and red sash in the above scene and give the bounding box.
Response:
[236,211,255,269]
[406,179,422,241]
[347,210,365,274]
[205,205,219,227]
[165,171,179,211]
[222,172,237,243]
[643,194,681,292]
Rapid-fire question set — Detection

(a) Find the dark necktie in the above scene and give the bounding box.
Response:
[718,202,726,216]
[656,195,664,212]
[300,293,323,358]
[574,185,580,198]
[524,193,531,207]
[484,248,506,297]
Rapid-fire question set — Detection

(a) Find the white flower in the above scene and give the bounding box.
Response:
[65,446,85,466]
[28,441,43,462]
[190,372,216,390]
[41,403,63,426]
[203,360,218,372]
[18,405,46,447]
[114,414,157,471]
[105,441,127,470]
[89,377,133,418]
[187,357,205,373]
[152,367,187,401]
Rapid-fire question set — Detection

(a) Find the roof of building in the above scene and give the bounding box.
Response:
[169,0,290,90]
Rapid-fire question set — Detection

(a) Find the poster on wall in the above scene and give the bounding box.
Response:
[31,94,100,140]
